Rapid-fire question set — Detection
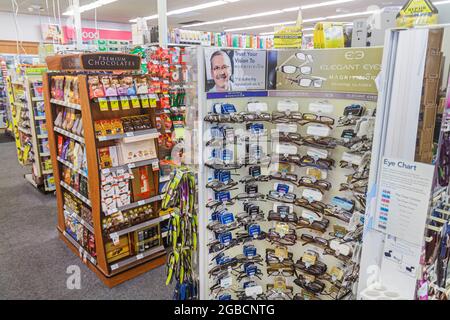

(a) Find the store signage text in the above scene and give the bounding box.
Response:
[81,54,140,70]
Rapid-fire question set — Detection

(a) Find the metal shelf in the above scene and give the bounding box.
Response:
[100,158,159,175]
[110,245,165,271]
[97,128,160,142]
[64,205,94,233]
[105,194,163,216]
[62,231,97,265]
[60,181,91,207]
[50,98,81,111]
[108,214,169,239]
[54,127,85,144]
[58,156,88,178]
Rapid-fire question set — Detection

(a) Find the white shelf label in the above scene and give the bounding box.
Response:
[136,254,144,260]
[111,264,119,271]
[138,200,145,206]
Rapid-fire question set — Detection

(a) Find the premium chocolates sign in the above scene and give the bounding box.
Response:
[81,54,141,70]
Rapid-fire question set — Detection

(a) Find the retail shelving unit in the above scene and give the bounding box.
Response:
[43,53,167,287]
[6,66,55,191]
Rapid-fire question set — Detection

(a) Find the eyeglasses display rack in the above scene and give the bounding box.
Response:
[43,53,170,287]
[193,47,383,300]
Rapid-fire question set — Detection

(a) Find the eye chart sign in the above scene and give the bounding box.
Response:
[374,157,434,245]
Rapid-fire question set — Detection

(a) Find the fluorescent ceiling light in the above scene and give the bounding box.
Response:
[435,0,450,4]
[129,0,240,23]
[225,10,374,32]
[184,0,355,27]
[63,0,118,16]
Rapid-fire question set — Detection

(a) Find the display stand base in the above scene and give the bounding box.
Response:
[58,229,167,288]
[24,173,38,188]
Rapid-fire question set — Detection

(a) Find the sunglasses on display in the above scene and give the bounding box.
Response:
[323,207,353,224]
[239,175,271,184]
[206,179,239,192]
[300,113,335,129]
[234,254,264,266]
[265,287,294,301]
[296,217,330,233]
[209,258,239,277]
[294,274,326,295]
[275,132,303,144]
[207,220,241,235]
[299,155,335,170]
[205,161,244,171]
[206,199,235,211]
[302,136,338,150]
[235,211,266,226]
[323,247,352,263]
[267,267,296,277]
[295,198,327,214]
[294,258,328,277]
[265,248,295,267]
[300,233,330,249]
[267,190,297,204]
[266,228,298,246]
[268,210,299,224]
[233,192,266,202]
[298,176,331,194]
[270,172,299,185]
[272,111,304,124]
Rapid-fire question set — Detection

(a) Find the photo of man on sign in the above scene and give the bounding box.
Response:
[207,50,244,92]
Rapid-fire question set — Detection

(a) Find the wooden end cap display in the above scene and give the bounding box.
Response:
[46,53,141,71]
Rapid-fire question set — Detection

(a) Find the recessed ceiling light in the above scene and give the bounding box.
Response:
[129,0,241,23]
[225,10,374,32]
[182,0,356,28]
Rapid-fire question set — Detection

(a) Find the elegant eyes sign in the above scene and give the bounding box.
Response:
[267,47,383,94]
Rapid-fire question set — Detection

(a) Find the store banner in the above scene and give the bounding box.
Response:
[204,48,266,96]
[62,26,132,44]
[267,47,383,94]
[273,26,303,49]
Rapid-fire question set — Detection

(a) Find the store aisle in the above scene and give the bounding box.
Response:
[0,142,172,300]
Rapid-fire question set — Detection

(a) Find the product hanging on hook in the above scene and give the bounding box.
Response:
[162,167,198,300]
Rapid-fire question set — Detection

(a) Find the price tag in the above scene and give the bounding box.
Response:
[125,132,134,137]
[98,98,109,111]
[141,97,150,108]
[128,163,136,169]
[302,253,317,265]
[273,276,287,290]
[78,246,83,258]
[138,200,145,206]
[220,276,232,289]
[120,97,130,110]
[110,98,120,111]
[245,285,263,297]
[274,246,288,261]
[330,266,344,282]
[83,251,87,264]
[150,98,157,108]
[275,222,289,238]
[152,161,160,171]
[136,254,144,260]
[110,233,120,245]
[111,264,119,271]
[131,96,141,108]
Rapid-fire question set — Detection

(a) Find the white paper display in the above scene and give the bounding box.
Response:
[374,157,433,245]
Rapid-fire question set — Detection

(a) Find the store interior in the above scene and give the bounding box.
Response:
[1,0,450,301]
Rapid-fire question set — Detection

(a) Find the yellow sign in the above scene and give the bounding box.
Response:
[314,22,345,49]
[274,26,303,49]
[396,0,438,27]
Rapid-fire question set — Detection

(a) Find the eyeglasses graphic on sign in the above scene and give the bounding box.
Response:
[278,65,312,75]
[287,76,326,88]
[295,52,314,63]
